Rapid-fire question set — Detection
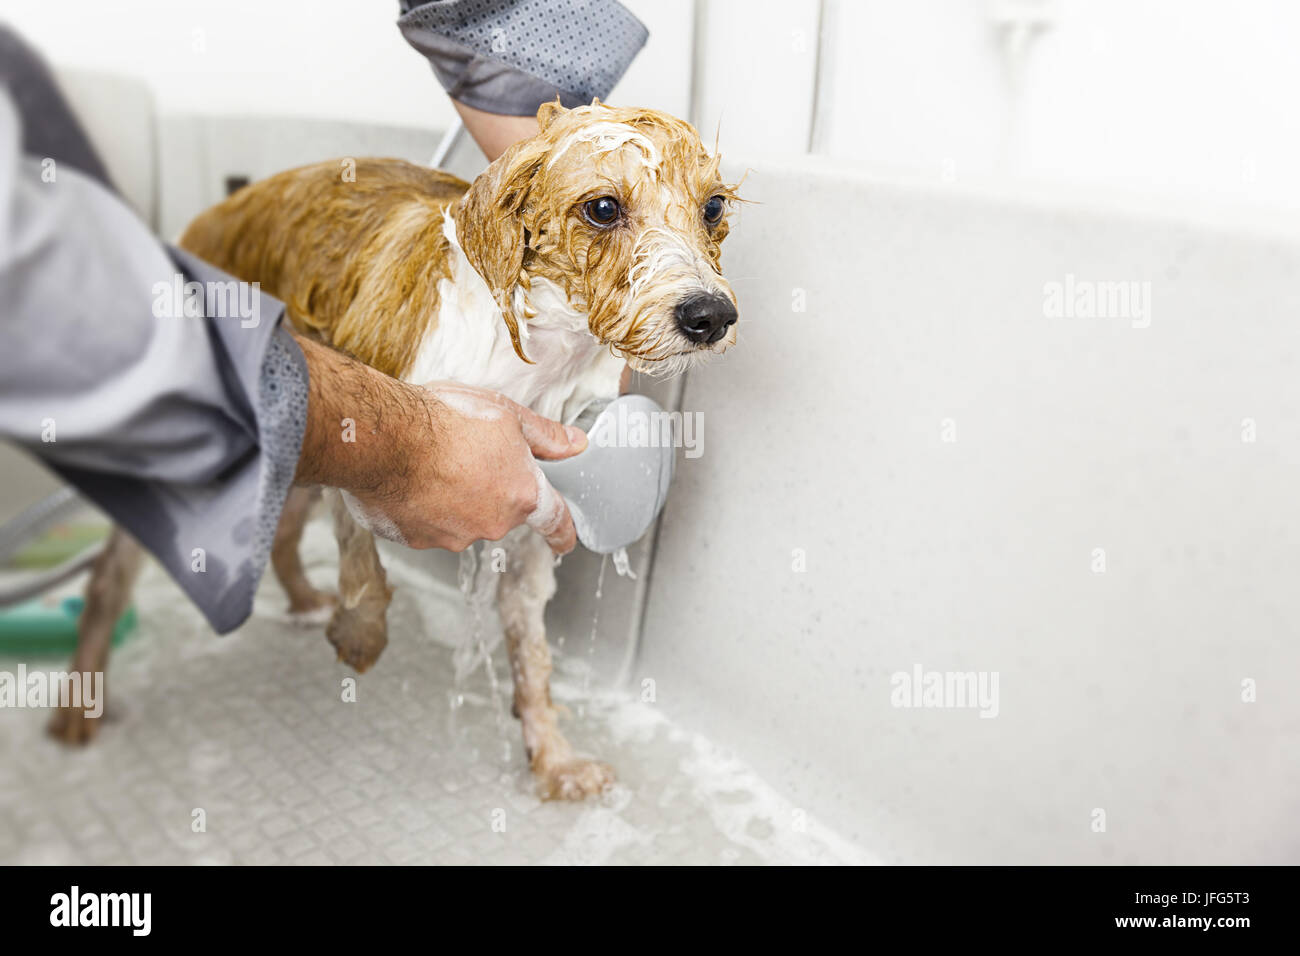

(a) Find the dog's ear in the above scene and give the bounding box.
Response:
[453,137,549,363]
[536,98,566,133]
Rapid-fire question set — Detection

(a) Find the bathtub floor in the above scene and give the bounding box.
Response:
[0,522,869,865]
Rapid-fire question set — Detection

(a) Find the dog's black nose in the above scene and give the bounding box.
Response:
[674,294,738,345]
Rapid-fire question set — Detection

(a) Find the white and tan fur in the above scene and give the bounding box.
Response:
[409,214,627,422]
[51,100,740,800]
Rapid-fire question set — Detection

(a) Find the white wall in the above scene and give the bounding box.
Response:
[640,156,1300,863]
[11,0,1292,213]
[2,0,692,127]
[4,0,451,127]
[695,0,1300,214]
[691,0,822,158]
[818,0,1300,212]
[7,0,1289,213]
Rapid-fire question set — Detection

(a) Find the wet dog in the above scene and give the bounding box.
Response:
[52,99,740,800]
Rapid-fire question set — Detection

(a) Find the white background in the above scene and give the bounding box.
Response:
[6,0,1296,212]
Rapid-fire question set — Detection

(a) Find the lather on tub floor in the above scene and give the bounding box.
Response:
[0,521,869,866]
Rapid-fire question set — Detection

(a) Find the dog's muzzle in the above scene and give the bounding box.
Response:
[674,293,737,345]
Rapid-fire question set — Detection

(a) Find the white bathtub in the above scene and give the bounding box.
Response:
[2,71,1296,864]
[640,155,1300,864]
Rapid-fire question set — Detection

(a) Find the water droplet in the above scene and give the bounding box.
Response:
[612,547,637,579]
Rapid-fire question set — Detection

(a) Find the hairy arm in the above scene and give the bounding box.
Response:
[291,332,584,553]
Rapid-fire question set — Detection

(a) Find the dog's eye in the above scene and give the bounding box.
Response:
[703,195,726,225]
[583,196,621,227]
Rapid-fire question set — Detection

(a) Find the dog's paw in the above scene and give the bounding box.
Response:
[47,705,102,746]
[534,756,615,801]
[286,590,337,627]
[326,606,388,673]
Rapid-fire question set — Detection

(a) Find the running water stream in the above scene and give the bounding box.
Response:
[451,543,511,762]
[576,552,611,718]
[449,540,640,750]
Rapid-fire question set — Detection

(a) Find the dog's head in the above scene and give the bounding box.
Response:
[454,100,740,375]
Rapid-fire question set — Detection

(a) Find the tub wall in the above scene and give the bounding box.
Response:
[638,157,1300,863]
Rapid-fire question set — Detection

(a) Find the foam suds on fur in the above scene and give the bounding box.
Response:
[546,120,661,173]
[340,490,407,546]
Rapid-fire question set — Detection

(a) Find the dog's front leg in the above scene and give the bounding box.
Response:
[499,529,613,800]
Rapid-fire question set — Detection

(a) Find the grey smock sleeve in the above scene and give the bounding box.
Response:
[0,35,308,634]
[397,0,648,116]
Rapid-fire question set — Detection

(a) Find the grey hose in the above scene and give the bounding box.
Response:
[0,486,104,608]
[429,115,463,169]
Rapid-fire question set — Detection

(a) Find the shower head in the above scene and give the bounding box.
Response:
[537,394,676,554]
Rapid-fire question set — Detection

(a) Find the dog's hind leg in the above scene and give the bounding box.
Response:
[272,485,337,625]
[47,526,144,745]
[325,491,392,672]
[499,530,613,800]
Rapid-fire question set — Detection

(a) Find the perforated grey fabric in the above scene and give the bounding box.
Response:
[398,0,648,116]
[246,325,311,617]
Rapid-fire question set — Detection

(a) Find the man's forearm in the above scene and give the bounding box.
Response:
[291,332,437,499]
[450,99,539,163]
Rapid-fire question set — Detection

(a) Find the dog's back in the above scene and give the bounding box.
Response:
[179,159,468,378]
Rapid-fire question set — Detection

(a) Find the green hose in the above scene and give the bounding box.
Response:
[0,596,137,657]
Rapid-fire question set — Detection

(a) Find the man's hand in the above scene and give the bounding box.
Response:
[291,333,585,554]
